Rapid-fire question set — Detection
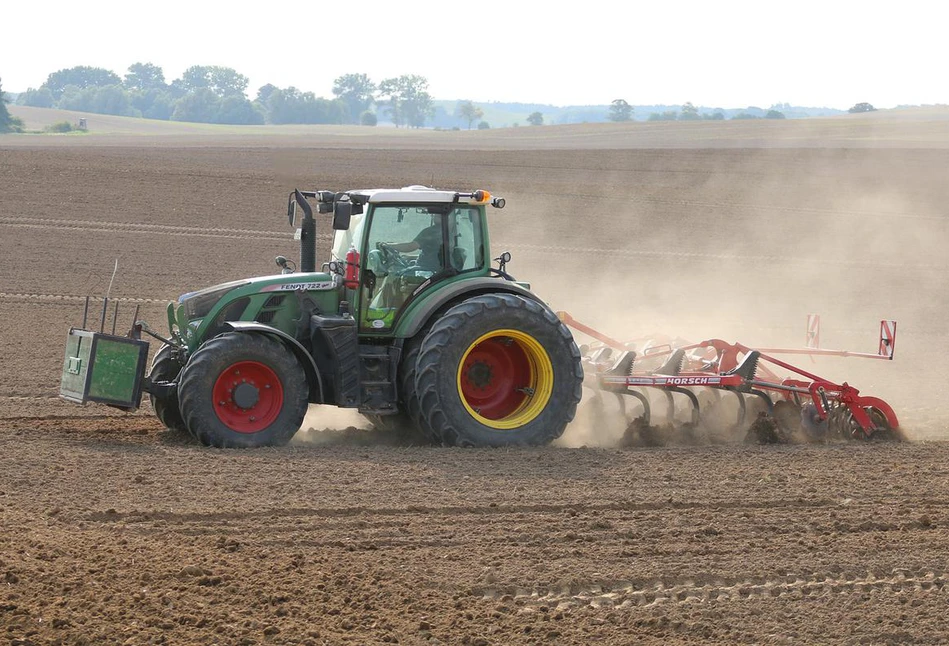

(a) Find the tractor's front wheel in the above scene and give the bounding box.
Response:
[415,294,582,447]
[177,333,308,448]
[148,345,187,434]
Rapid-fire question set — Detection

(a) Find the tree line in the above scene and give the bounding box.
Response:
[13,64,443,127]
[0,78,24,132]
[605,99,788,122]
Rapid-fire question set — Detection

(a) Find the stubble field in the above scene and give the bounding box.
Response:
[2,107,949,644]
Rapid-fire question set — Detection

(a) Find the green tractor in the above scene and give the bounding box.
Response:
[61,186,583,448]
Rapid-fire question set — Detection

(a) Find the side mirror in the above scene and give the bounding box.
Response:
[333,200,353,230]
[293,189,313,222]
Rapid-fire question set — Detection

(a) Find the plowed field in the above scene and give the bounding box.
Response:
[3,113,949,644]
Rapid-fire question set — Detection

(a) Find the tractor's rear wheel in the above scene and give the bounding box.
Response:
[415,294,582,447]
[177,333,308,448]
[148,345,187,434]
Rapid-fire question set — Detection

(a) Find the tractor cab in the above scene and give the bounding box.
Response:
[321,186,499,335]
[350,198,487,332]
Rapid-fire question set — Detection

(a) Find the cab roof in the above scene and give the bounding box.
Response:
[351,185,487,205]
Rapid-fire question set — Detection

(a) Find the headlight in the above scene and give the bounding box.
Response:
[179,281,248,320]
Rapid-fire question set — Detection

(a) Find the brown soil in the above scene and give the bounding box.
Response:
[2,120,949,643]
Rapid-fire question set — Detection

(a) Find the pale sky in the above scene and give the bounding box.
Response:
[2,0,946,110]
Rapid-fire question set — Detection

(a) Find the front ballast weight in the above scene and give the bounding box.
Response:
[60,296,155,410]
[561,312,903,444]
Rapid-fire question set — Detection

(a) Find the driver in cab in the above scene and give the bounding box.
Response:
[379,222,442,271]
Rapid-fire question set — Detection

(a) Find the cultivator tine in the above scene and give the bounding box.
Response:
[730,390,747,429]
[627,390,651,425]
[560,312,902,445]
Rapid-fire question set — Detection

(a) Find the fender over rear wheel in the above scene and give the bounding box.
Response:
[415,293,582,447]
[177,332,308,448]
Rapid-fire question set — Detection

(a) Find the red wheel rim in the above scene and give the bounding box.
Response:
[460,337,531,420]
[211,361,284,433]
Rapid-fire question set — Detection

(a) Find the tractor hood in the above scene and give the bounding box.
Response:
[177,273,338,320]
[172,272,341,350]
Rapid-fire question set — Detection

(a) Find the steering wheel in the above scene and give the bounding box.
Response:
[377,242,410,272]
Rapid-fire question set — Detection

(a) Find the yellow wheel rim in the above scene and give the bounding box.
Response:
[456,328,554,430]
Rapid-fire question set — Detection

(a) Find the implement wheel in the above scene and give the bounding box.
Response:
[416,294,582,447]
[178,332,308,448]
[148,345,187,434]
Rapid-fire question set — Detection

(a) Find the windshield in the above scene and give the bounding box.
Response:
[357,204,485,332]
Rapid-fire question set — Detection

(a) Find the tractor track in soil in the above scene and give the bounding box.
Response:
[0,292,172,304]
[515,189,949,223]
[508,243,949,271]
[474,570,949,611]
[8,213,945,272]
[0,215,335,242]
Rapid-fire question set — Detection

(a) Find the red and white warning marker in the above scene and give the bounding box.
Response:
[879,320,897,359]
[805,314,821,349]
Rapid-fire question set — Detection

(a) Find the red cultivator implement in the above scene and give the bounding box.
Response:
[559,312,902,444]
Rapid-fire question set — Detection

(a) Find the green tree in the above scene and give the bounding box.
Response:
[765,109,786,119]
[848,102,876,113]
[262,87,345,125]
[0,78,16,133]
[679,102,701,120]
[16,87,54,108]
[378,75,433,128]
[43,66,122,100]
[215,96,264,125]
[90,85,134,116]
[171,88,221,123]
[732,112,759,120]
[129,87,175,119]
[124,63,166,92]
[477,121,490,130]
[178,66,249,98]
[608,99,633,122]
[360,110,377,126]
[455,99,484,129]
[255,84,278,105]
[526,111,544,126]
[332,73,376,124]
[57,85,96,112]
[648,111,678,121]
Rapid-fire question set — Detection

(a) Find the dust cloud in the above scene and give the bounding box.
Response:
[500,146,949,446]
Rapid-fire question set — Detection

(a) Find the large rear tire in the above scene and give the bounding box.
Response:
[148,345,186,433]
[177,333,308,448]
[415,294,582,447]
